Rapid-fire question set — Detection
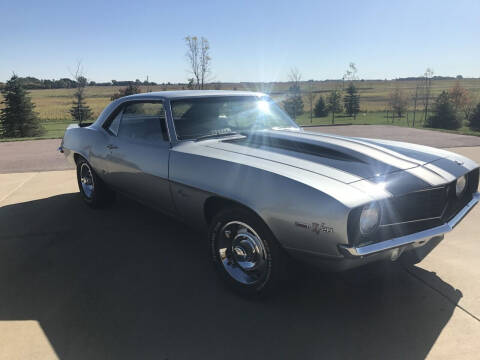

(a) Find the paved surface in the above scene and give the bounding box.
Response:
[307,125,480,148]
[0,139,72,174]
[2,126,480,173]
[0,147,479,359]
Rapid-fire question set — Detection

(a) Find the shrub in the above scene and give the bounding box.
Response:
[314,96,328,117]
[468,103,480,131]
[425,91,461,130]
[111,83,142,100]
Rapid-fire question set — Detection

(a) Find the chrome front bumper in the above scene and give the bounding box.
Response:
[340,192,480,257]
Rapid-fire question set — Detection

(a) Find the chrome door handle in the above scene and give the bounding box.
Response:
[106,144,118,150]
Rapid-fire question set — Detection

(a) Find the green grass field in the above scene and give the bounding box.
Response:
[1,78,480,141]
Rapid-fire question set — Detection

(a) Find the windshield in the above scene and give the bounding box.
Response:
[170,96,299,140]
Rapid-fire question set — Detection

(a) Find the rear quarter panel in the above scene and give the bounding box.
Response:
[62,125,109,177]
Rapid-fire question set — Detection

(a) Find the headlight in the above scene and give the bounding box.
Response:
[455,175,467,197]
[359,202,381,235]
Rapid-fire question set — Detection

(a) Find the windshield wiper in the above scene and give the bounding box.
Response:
[195,131,241,142]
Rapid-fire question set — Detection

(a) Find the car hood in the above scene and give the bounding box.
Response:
[202,129,476,188]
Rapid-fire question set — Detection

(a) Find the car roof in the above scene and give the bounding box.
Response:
[121,90,266,100]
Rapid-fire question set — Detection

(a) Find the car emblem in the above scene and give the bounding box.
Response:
[295,221,333,234]
[454,159,464,166]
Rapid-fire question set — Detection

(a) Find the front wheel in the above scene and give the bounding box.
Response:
[209,207,288,296]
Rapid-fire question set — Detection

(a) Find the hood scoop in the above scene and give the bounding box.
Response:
[229,136,366,163]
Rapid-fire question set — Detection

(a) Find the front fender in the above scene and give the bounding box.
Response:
[169,147,358,258]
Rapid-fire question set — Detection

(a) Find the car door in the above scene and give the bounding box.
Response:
[106,101,175,214]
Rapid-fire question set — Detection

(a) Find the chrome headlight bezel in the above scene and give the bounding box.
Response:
[359,202,381,236]
[455,175,467,197]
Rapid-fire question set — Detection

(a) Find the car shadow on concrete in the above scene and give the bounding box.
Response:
[0,193,463,360]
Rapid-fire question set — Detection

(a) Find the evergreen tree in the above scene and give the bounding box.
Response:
[326,90,342,124]
[70,82,93,124]
[314,96,328,117]
[343,82,360,119]
[283,84,304,120]
[468,103,480,131]
[425,91,461,130]
[0,75,43,138]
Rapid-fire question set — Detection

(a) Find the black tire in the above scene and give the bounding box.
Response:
[76,157,115,208]
[209,206,289,297]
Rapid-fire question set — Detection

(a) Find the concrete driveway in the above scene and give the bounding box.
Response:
[0,128,479,359]
[2,125,480,173]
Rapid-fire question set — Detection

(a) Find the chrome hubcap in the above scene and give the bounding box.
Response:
[80,163,94,198]
[218,221,267,285]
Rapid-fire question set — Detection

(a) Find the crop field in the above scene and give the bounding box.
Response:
[1,78,479,141]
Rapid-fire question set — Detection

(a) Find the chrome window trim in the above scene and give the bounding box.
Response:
[102,98,171,143]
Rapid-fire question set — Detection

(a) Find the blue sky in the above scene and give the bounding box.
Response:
[0,0,479,83]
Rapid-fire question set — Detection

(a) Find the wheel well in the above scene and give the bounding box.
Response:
[73,153,85,164]
[204,196,254,225]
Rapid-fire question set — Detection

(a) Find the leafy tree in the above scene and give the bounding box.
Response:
[449,81,470,114]
[342,62,358,88]
[388,86,408,118]
[422,68,434,123]
[314,96,328,117]
[343,82,360,119]
[326,90,342,124]
[282,68,304,120]
[468,103,480,131]
[0,75,43,138]
[185,36,211,89]
[425,91,461,130]
[110,83,142,100]
[307,80,316,123]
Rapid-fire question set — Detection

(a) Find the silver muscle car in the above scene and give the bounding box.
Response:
[60,90,479,295]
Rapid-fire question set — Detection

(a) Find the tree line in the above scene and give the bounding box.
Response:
[386,69,478,130]
[282,63,361,124]
[2,37,480,138]
[280,64,480,133]
[0,76,160,90]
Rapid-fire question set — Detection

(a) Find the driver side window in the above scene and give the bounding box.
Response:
[109,101,169,143]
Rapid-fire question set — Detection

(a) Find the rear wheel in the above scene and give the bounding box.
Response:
[76,157,115,208]
[209,206,288,296]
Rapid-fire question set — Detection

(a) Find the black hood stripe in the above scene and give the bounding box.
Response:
[358,138,443,163]
[208,130,463,191]
[206,141,363,183]
[283,130,419,170]
[282,130,457,185]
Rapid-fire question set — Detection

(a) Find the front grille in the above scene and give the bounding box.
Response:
[349,168,479,247]
[380,186,448,225]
